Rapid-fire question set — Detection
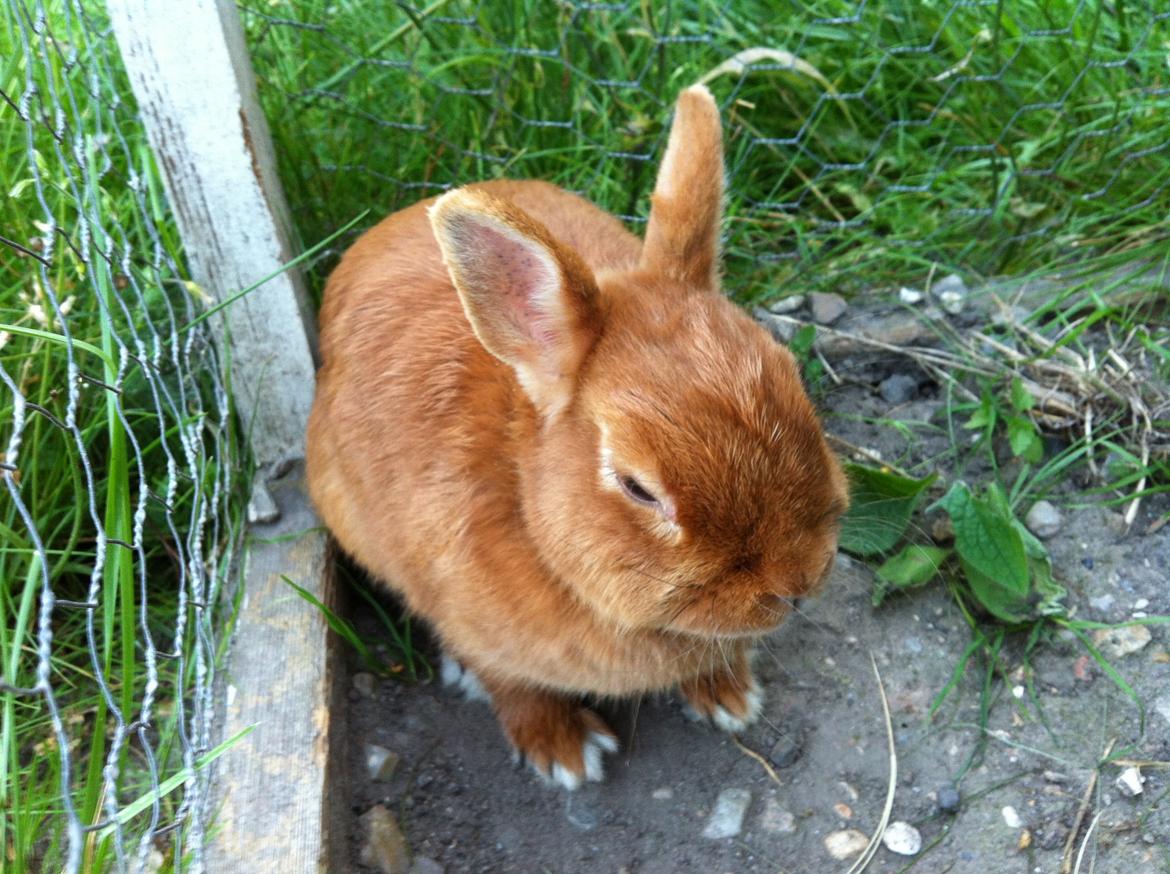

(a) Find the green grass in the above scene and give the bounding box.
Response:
[243,0,1170,301]
[2,4,247,871]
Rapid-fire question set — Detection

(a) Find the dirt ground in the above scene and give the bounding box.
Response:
[335,304,1169,874]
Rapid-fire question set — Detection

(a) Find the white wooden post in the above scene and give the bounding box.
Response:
[108,2,338,871]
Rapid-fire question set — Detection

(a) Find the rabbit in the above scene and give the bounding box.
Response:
[306,84,849,790]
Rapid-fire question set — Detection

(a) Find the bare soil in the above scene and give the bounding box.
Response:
[334,311,1170,874]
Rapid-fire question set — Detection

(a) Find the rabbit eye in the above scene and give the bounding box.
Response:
[618,474,659,507]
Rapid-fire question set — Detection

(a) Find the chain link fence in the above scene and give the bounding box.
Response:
[244,0,1170,300]
[2,1,242,871]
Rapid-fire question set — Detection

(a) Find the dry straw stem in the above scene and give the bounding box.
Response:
[775,291,1169,527]
[844,655,896,874]
[1060,737,1116,874]
[731,735,784,787]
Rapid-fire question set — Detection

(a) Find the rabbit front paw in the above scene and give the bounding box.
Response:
[679,662,763,734]
[490,683,619,790]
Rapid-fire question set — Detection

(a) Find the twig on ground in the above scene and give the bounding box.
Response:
[1060,738,1116,874]
[845,655,896,874]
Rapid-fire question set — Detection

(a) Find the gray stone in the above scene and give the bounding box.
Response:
[931,273,968,315]
[757,797,796,833]
[565,787,604,831]
[1154,695,1170,726]
[809,292,847,325]
[352,672,377,698]
[768,294,805,314]
[247,481,280,524]
[411,859,444,874]
[879,373,918,405]
[769,734,802,769]
[931,272,968,298]
[1089,594,1115,613]
[702,788,752,839]
[360,806,410,874]
[365,744,400,781]
[1024,500,1063,539]
[936,785,961,814]
[753,307,796,344]
[898,287,924,305]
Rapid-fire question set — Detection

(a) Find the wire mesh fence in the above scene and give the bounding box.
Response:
[2,1,242,871]
[243,0,1170,301]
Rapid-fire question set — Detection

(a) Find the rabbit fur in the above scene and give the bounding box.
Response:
[307,85,848,789]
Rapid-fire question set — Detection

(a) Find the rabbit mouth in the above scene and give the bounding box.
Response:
[667,592,795,639]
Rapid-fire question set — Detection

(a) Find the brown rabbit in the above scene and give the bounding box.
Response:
[307,85,848,789]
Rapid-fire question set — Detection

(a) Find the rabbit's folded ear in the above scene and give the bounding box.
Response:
[641,84,725,290]
[429,189,602,416]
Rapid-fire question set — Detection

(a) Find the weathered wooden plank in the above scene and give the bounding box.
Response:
[108,0,317,471]
[108,3,338,871]
[205,466,340,873]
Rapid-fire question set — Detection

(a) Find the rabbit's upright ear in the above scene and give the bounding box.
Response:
[641,85,725,290]
[429,190,602,416]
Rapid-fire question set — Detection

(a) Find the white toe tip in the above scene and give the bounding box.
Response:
[551,762,582,791]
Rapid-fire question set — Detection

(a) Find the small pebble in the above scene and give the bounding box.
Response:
[1042,770,1069,783]
[702,788,752,839]
[879,373,918,405]
[352,672,376,698]
[769,734,802,769]
[931,272,968,298]
[360,806,410,874]
[899,287,924,304]
[768,294,805,314]
[651,787,673,801]
[247,481,280,524]
[1024,500,1063,539]
[565,788,603,831]
[882,821,922,856]
[757,798,796,833]
[936,785,961,814]
[824,829,869,860]
[1002,806,1023,828]
[1088,594,1115,613]
[365,745,400,782]
[938,289,965,315]
[1115,766,1144,797]
[1154,695,1170,725]
[1092,625,1151,659]
[753,307,796,344]
[1012,685,1025,699]
[931,514,955,543]
[1133,598,1150,611]
[809,292,848,325]
[1081,557,1095,570]
[834,802,853,819]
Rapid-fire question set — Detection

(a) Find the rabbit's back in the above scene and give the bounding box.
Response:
[307,180,637,616]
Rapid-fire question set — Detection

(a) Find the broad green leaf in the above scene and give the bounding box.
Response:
[1010,378,1035,411]
[933,482,1029,596]
[932,481,1067,623]
[1007,415,1042,462]
[873,544,951,606]
[838,464,936,557]
[958,560,1031,623]
[963,393,995,430]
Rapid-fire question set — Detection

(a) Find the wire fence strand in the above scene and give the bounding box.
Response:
[2,2,240,871]
[243,0,1170,299]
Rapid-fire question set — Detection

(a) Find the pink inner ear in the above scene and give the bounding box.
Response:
[464,222,560,348]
